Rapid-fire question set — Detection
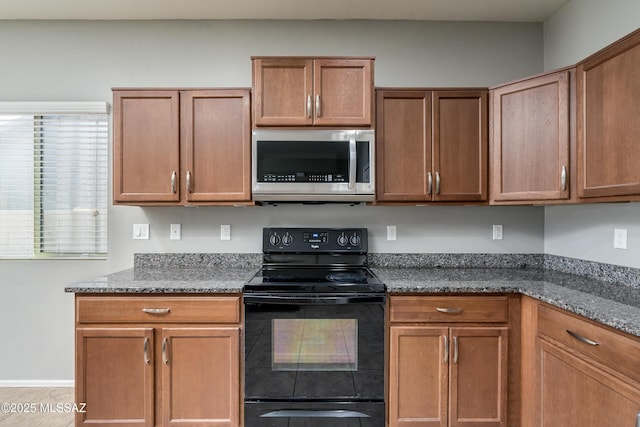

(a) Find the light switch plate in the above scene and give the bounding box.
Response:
[493,224,503,240]
[133,224,149,240]
[614,228,627,249]
[221,224,231,241]
[387,225,397,241]
[170,224,181,240]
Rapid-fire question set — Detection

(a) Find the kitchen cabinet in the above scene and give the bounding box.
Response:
[252,57,374,126]
[577,28,640,200]
[490,69,574,203]
[535,303,640,427]
[376,90,488,203]
[75,295,241,427]
[113,89,251,205]
[388,296,509,427]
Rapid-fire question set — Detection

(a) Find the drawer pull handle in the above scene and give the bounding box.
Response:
[566,330,599,346]
[142,308,171,315]
[436,307,463,314]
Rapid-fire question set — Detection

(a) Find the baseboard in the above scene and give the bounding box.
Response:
[0,380,74,388]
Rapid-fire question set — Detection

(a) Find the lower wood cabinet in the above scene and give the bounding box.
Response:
[388,296,509,427]
[74,295,241,427]
[534,302,640,427]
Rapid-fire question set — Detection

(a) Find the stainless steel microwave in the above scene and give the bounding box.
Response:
[252,129,375,202]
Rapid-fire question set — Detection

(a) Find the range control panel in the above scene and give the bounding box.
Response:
[263,227,367,253]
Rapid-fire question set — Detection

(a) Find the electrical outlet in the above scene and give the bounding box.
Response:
[614,228,627,249]
[221,224,231,241]
[387,225,397,241]
[493,224,503,240]
[133,224,149,240]
[170,224,181,240]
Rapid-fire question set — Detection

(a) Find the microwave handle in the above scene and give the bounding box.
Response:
[349,134,357,190]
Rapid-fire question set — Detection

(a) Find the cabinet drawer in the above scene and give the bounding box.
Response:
[538,304,640,383]
[77,296,241,324]
[389,296,508,323]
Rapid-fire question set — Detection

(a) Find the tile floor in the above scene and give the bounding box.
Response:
[0,388,74,426]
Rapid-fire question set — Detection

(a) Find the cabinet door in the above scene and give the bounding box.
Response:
[491,72,570,201]
[252,58,314,126]
[389,326,448,427]
[181,90,251,203]
[161,327,240,427]
[449,327,508,427]
[577,29,640,198]
[433,91,488,202]
[113,90,180,203]
[76,328,154,427]
[539,340,640,427]
[313,58,373,126]
[376,91,432,202]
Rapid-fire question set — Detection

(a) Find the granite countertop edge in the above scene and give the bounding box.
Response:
[65,266,640,338]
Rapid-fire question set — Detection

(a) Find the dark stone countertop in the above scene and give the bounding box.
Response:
[65,262,640,337]
[64,267,256,294]
[374,267,640,337]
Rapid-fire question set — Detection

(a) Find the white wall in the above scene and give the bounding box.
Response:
[542,0,640,268]
[0,19,546,382]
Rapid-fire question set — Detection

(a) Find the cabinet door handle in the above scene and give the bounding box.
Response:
[427,172,433,195]
[443,335,449,364]
[307,95,312,119]
[561,165,567,191]
[162,337,169,365]
[453,336,459,364]
[142,308,171,315]
[566,329,599,346]
[436,307,463,314]
[636,411,640,427]
[435,172,441,195]
[186,170,192,193]
[315,95,321,118]
[171,171,177,193]
[143,337,150,365]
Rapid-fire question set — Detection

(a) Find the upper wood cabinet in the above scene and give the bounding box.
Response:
[113,89,251,205]
[252,57,374,127]
[113,90,181,204]
[577,29,640,199]
[376,89,488,203]
[490,70,572,203]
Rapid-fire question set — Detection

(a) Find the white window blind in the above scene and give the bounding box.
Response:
[0,102,109,259]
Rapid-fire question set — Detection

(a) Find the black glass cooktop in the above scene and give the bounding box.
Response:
[245,266,385,294]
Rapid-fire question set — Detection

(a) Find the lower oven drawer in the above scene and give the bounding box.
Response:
[245,401,385,427]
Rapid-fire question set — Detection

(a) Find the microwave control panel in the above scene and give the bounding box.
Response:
[260,173,347,183]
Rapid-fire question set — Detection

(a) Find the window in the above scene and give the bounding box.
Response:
[0,102,109,259]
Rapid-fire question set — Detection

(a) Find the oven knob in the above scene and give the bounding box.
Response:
[282,233,293,245]
[269,234,281,246]
[337,233,349,246]
[350,234,361,246]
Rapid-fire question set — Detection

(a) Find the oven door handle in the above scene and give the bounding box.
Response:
[260,409,370,418]
[243,294,385,305]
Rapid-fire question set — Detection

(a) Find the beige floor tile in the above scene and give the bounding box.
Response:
[0,388,74,427]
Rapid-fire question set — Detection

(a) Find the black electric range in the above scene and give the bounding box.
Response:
[243,228,386,427]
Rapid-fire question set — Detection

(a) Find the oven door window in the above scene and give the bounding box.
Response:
[272,319,357,371]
